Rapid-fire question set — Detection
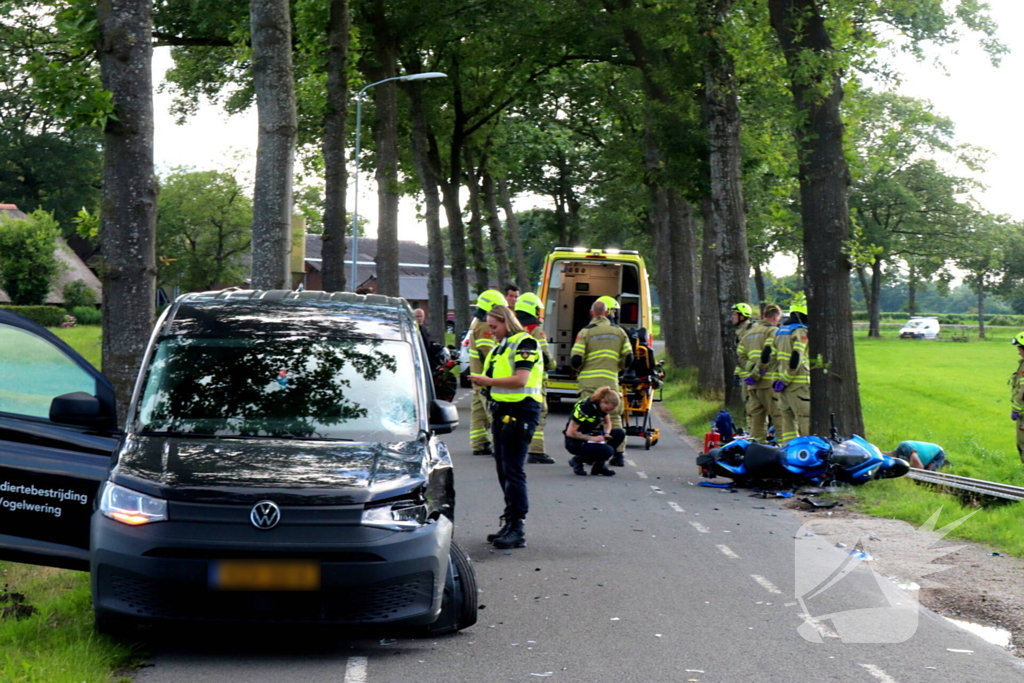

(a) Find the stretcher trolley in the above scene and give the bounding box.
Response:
[620,328,665,450]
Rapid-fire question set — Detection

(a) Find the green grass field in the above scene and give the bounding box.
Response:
[661,330,1024,558]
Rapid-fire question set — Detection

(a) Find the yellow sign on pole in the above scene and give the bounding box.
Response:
[291,215,306,289]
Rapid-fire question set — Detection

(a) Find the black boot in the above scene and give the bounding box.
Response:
[568,457,587,476]
[486,516,511,543]
[492,518,525,549]
[609,453,625,467]
[527,453,555,464]
[591,463,617,476]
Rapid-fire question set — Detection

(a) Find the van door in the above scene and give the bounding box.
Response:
[0,310,120,570]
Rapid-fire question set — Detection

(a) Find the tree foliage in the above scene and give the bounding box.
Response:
[0,209,62,305]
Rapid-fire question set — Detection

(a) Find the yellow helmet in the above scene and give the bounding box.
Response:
[475,289,507,313]
[731,302,752,318]
[1012,331,1024,347]
[515,292,543,317]
[788,294,807,316]
[597,295,620,311]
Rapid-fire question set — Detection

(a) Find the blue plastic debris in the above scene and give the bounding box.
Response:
[699,481,733,488]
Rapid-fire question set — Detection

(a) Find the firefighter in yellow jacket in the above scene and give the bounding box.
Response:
[469,289,507,455]
[571,299,632,466]
[515,292,557,464]
[771,301,810,444]
[1010,332,1024,464]
[737,304,782,441]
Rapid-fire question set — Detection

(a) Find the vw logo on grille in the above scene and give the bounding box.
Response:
[250,500,281,530]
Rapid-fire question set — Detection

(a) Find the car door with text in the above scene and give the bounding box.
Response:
[0,310,121,570]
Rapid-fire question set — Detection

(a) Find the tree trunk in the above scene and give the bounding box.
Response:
[367,3,400,297]
[856,267,870,313]
[907,264,918,317]
[704,9,750,411]
[668,190,701,368]
[697,197,725,397]
[869,259,882,337]
[249,0,296,290]
[769,0,864,436]
[499,178,531,292]
[977,279,986,339]
[320,0,349,292]
[97,0,157,424]
[482,172,512,289]
[463,147,489,293]
[753,261,766,311]
[407,81,447,344]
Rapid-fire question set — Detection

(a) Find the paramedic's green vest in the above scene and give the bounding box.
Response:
[484,331,544,403]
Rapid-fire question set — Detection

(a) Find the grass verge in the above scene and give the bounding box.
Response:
[0,564,145,682]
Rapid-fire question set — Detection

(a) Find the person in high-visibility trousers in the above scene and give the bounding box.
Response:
[771,300,810,444]
[469,305,545,549]
[468,290,507,455]
[571,299,632,466]
[515,292,556,464]
[738,304,782,441]
[1010,332,1024,464]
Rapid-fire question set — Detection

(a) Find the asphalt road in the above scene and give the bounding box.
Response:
[134,389,1024,683]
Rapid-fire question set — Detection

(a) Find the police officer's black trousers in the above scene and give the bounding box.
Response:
[491,400,540,521]
[564,428,625,466]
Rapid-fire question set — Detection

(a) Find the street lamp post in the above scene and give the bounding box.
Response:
[350,71,447,290]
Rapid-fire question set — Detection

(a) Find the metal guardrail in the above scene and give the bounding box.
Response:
[906,468,1024,502]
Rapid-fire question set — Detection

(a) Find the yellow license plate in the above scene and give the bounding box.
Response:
[212,560,321,591]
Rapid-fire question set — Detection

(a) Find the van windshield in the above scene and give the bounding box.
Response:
[904,320,933,329]
[135,337,419,440]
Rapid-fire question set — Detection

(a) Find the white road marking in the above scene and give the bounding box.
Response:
[650,486,665,495]
[717,544,739,559]
[636,471,649,479]
[860,663,899,683]
[690,521,710,533]
[626,459,637,467]
[668,502,685,513]
[751,574,782,594]
[343,656,368,683]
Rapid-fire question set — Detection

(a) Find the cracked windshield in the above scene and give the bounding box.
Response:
[136,337,417,440]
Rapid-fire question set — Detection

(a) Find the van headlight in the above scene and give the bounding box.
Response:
[361,499,429,531]
[100,483,168,526]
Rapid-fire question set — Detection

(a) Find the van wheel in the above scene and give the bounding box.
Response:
[426,540,478,635]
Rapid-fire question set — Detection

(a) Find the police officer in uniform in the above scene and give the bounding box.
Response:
[771,301,810,444]
[1010,332,1024,464]
[739,304,782,441]
[572,299,633,466]
[515,292,556,464]
[468,290,507,455]
[564,387,623,476]
[469,305,544,549]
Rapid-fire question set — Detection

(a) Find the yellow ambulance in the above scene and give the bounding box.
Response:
[538,247,654,401]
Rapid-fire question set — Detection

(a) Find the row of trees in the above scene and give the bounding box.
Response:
[0,0,1009,431]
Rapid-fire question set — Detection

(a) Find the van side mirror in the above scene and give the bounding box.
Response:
[49,391,116,430]
[429,399,459,435]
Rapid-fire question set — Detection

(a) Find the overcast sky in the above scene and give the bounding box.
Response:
[152,0,1023,251]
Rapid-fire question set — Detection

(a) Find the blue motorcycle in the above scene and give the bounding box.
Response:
[697,433,909,488]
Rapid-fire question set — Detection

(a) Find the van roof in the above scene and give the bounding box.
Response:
[165,289,413,341]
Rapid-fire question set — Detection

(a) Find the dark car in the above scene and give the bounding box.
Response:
[0,291,476,635]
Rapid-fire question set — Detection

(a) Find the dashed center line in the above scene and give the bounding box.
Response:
[626,459,637,467]
[343,656,368,683]
[860,663,899,683]
[690,521,710,533]
[650,486,665,495]
[667,502,685,513]
[636,471,649,479]
[716,544,739,559]
[751,574,782,594]
[798,613,841,640]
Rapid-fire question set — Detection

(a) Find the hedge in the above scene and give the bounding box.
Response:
[71,306,102,325]
[0,305,67,327]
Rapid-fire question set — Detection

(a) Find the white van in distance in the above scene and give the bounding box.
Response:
[899,316,940,340]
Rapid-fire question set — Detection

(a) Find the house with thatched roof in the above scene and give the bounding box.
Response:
[0,204,103,305]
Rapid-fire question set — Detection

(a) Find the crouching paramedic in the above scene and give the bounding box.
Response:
[564,387,623,477]
[572,299,632,466]
[469,305,544,549]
